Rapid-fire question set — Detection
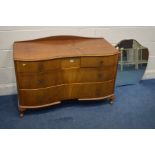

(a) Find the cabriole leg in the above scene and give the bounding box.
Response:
[108,95,115,105]
[19,107,26,118]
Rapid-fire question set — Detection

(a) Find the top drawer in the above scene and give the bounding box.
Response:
[61,57,80,69]
[81,55,118,68]
[15,59,60,73]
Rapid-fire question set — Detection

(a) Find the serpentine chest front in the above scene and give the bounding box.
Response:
[13,36,119,117]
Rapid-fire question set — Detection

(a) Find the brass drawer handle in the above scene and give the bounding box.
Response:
[22,63,26,67]
[69,59,75,63]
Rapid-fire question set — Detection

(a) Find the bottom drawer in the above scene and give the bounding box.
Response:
[19,85,70,107]
[19,81,114,107]
[71,80,114,99]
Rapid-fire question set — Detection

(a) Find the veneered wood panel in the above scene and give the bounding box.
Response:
[76,68,115,82]
[71,81,114,99]
[19,81,114,107]
[14,35,119,116]
[13,36,118,61]
[20,88,48,106]
[15,59,60,73]
[61,57,80,68]
[17,70,62,89]
[19,85,66,107]
[81,55,118,68]
[17,66,115,89]
[63,67,115,84]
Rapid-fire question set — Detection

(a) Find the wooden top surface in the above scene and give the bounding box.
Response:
[13,36,119,61]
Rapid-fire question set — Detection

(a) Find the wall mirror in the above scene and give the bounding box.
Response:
[115,39,149,86]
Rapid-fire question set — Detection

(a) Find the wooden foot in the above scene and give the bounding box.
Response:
[19,107,26,118]
[20,113,24,118]
[108,95,115,105]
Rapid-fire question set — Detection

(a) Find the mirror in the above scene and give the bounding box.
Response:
[115,39,149,86]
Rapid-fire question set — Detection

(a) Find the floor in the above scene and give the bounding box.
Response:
[0,78,155,129]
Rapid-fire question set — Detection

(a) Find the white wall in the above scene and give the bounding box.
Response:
[0,26,155,95]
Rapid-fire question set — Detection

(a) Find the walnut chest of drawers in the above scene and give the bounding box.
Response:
[13,36,119,117]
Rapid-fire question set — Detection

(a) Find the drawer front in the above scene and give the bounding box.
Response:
[81,55,118,68]
[17,70,62,89]
[76,68,115,82]
[19,85,69,107]
[61,57,80,69]
[19,81,114,106]
[62,67,115,84]
[17,67,115,89]
[71,81,114,99]
[19,88,48,106]
[62,69,78,84]
[15,59,60,73]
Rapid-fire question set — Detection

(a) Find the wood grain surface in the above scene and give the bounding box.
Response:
[13,36,119,117]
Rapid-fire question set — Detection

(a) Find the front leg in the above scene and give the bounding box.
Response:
[19,107,26,118]
[108,95,115,105]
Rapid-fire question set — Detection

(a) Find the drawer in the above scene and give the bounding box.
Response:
[17,70,62,89]
[19,81,114,106]
[81,55,118,68]
[61,57,80,69]
[15,59,60,73]
[76,68,115,82]
[19,88,49,106]
[62,67,115,83]
[19,85,68,107]
[71,81,114,99]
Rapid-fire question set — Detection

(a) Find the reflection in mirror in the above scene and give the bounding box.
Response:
[115,39,149,86]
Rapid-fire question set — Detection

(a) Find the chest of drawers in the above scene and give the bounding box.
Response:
[13,36,119,117]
